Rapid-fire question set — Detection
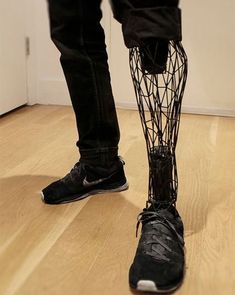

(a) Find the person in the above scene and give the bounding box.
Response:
[42,0,186,293]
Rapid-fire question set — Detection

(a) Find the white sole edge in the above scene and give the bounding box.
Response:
[41,191,45,202]
[137,280,179,293]
[40,182,129,204]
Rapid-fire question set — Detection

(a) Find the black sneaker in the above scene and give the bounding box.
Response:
[41,157,128,204]
[129,203,185,293]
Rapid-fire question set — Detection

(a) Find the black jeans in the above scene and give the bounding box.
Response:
[47,0,181,166]
[47,0,120,166]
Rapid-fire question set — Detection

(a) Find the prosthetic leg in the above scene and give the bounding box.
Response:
[110,0,188,292]
[128,39,188,293]
[129,40,188,208]
[111,0,187,206]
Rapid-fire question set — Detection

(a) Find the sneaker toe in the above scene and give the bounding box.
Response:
[41,181,69,204]
[129,253,184,291]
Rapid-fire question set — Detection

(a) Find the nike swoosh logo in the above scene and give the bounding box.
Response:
[83,176,109,187]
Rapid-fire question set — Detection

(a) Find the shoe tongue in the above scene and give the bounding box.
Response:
[142,204,184,239]
[148,204,176,216]
[146,205,179,227]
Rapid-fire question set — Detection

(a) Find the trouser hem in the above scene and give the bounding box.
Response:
[79,147,119,167]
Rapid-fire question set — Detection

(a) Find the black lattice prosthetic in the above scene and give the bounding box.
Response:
[129,40,188,207]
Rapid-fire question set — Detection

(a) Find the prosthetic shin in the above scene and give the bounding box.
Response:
[129,40,188,207]
[110,0,188,207]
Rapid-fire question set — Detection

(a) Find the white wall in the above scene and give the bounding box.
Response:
[0,0,28,114]
[27,0,67,105]
[28,0,235,116]
[182,0,235,116]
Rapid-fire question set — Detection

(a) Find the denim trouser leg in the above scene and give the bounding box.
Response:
[47,0,120,166]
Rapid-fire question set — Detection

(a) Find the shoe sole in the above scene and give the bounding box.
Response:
[129,278,183,293]
[41,182,129,205]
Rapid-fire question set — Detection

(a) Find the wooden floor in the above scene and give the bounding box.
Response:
[0,105,234,295]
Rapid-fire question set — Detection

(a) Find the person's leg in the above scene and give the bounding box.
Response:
[128,41,187,292]
[47,0,120,166]
[110,0,188,292]
[42,0,128,204]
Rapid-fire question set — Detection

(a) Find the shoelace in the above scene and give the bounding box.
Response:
[136,210,185,262]
[63,162,82,184]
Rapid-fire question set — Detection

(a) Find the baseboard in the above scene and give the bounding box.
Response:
[36,80,235,117]
[181,105,235,117]
[116,101,235,117]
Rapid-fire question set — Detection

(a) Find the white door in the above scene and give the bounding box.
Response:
[0,1,28,115]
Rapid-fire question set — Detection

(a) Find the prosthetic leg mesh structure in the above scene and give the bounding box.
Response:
[128,40,188,293]
[111,0,189,292]
[129,40,188,207]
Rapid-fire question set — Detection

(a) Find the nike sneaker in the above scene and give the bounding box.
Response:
[41,156,128,204]
[129,202,185,293]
